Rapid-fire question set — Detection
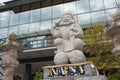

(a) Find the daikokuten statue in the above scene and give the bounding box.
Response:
[51,13,86,65]
[0,32,23,80]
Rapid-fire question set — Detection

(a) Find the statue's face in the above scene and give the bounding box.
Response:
[9,36,16,41]
[60,14,75,26]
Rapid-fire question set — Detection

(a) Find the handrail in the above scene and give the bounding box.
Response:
[18,37,54,50]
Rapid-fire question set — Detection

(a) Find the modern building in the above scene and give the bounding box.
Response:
[0,0,119,80]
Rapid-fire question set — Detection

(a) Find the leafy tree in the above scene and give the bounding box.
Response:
[107,68,120,80]
[82,24,120,71]
[34,71,43,80]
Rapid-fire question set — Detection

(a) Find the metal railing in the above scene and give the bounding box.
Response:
[18,37,54,50]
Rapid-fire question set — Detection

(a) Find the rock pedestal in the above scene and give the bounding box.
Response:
[43,62,107,80]
[0,33,23,80]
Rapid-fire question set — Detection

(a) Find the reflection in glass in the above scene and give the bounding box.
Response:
[0,28,8,39]
[41,20,51,30]
[10,11,19,26]
[78,14,91,28]
[30,9,40,22]
[90,0,104,11]
[52,4,63,18]
[41,7,51,20]
[105,8,117,21]
[31,40,45,48]
[18,24,29,34]
[9,26,18,34]
[104,0,116,9]
[32,41,38,48]
[78,14,91,25]
[19,11,30,24]
[91,11,105,23]
[38,36,46,47]
[0,11,10,27]
[29,22,40,32]
[76,0,90,13]
[64,2,76,14]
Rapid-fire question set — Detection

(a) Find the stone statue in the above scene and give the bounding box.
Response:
[105,8,120,58]
[51,13,86,65]
[0,32,23,80]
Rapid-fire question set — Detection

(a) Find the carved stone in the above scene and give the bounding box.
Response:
[42,62,107,80]
[105,9,120,58]
[0,32,23,80]
[51,13,86,65]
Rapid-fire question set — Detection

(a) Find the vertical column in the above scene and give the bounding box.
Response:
[25,64,31,80]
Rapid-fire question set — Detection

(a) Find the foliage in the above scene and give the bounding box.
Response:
[82,24,120,69]
[107,68,120,80]
[34,71,43,80]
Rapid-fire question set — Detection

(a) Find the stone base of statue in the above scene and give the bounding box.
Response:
[43,62,107,80]
[44,76,106,80]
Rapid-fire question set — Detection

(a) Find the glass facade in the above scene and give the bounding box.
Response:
[0,0,118,39]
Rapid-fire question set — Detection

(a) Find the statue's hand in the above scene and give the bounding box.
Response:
[70,27,83,37]
[55,22,59,27]
[51,26,57,35]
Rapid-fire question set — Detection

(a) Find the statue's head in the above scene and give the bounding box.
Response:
[59,13,76,26]
[9,32,17,41]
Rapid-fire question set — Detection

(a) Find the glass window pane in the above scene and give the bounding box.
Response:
[91,11,105,23]
[32,43,37,48]
[29,22,40,32]
[10,11,19,26]
[90,0,104,11]
[19,11,30,24]
[30,9,40,22]
[0,28,8,39]
[0,11,10,27]
[78,13,91,28]
[52,4,63,18]
[18,24,29,34]
[64,2,76,14]
[41,20,51,30]
[104,0,116,9]
[76,0,90,13]
[105,8,117,21]
[9,26,18,34]
[41,7,51,21]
